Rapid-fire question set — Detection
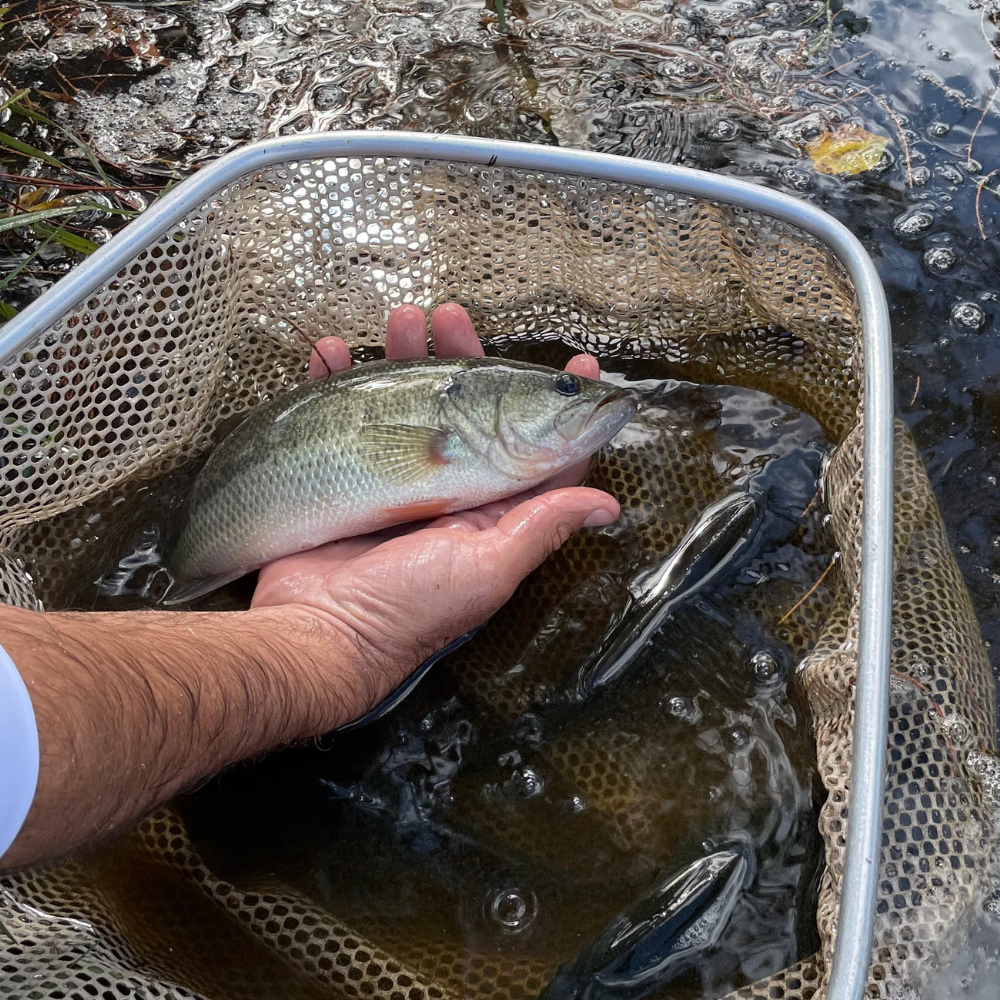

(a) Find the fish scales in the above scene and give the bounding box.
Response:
[168,357,636,596]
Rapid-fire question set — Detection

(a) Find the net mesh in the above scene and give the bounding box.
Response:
[0,155,995,1000]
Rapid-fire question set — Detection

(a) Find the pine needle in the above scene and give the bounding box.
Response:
[779,552,841,624]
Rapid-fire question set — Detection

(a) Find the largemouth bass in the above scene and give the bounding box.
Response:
[166,357,636,603]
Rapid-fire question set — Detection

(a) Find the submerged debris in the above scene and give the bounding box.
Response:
[805,123,889,176]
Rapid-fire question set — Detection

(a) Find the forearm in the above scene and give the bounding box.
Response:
[0,604,358,872]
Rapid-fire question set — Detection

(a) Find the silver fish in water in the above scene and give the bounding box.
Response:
[166,357,637,603]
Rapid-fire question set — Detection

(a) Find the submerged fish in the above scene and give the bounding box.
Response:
[575,490,763,695]
[540,844,755,1000]
[165,357,636,603]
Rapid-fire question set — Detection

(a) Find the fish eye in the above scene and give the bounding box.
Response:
[554,373,581,396]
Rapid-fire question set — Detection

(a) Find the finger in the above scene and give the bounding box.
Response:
[490,487,620,584]
[310,337,351,378]
[427,493,529,533]
[431,303,485,358]
[385,304,429,359]
[565,353,600,380]
[533,457,593,492]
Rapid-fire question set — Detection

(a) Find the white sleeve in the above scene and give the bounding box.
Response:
[0,641,39,861]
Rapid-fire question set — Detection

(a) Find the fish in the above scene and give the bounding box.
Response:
[574,490,763,696]
[539,843,755,1000]
[164,357,637,604]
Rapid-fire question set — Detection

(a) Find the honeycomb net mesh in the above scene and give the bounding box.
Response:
[0,155,995,1000]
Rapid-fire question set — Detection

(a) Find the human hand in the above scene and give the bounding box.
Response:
[251,304,620,725]
[0,306,621,872]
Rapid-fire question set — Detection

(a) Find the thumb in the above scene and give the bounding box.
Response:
[490,487,620,585]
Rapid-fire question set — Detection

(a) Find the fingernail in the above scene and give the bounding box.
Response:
[583,508,616,528]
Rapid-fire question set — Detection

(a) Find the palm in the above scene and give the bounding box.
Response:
[251,304,617,719]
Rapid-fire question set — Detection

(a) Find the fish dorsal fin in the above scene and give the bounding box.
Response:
[360,424,455,484]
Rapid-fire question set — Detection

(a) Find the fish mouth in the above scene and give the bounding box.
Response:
[553,387,637,462]
[594,387,632,411]
[582,388,638,440]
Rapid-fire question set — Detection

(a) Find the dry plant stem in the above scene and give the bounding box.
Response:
[888,669,966,771]
[910,376,920,407]
[800,484,822,519]
[779,551,840,623]
[981,3,997,51]
[286,316,333,375]
[976,169,999,241]
[967,82,1000,169]
[0,603,361,872]
[854,88,913,186]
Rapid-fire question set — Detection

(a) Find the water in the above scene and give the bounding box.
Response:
[19,354,830,998]
[2,0,1000,992]
[176,367,828,1000]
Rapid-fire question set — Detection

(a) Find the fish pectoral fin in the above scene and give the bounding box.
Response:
[361,424,454,484]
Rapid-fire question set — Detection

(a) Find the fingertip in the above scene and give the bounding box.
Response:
[386,304,429,359]
[432,303,485,358]
[310,337,351,378]
[497,487,619,535]
[583,507,617,528]
[565,353,600,380]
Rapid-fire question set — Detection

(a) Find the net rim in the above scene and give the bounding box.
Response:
[0,130,895,1000]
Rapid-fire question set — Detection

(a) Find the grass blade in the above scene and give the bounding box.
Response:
[0,224,65,292]
[0,89,30,118]
[0,203,111,233]
[3,94,109,183]
[57,125,110,185]
[31,221,99,254]
[0,130,65,170]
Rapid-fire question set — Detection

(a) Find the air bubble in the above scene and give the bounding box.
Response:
[928,121,951,137]
[893,208,934,238]
[780,167,813,191]
[236,13,272,38]
[513,767,544,798]
[487,887,538,933]
[910,165,931,187]
[750,651,778,681]
[667,695,701,724]
[923,246,957,272]
[940,714,973,750]
[935,163,964,185]
[724,725,751,751]
[706,118,741,141]
[951,301,987,330]
[418,76,446,100]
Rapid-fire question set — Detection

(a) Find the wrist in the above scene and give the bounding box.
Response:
[240,604,371,735]
[0,603,362,870]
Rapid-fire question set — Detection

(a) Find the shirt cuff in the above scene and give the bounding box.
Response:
[0,641,39,861]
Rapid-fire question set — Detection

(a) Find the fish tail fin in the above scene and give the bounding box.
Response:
[159,570,248,607]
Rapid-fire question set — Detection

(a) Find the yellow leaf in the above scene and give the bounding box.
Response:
[806,124,888,176]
